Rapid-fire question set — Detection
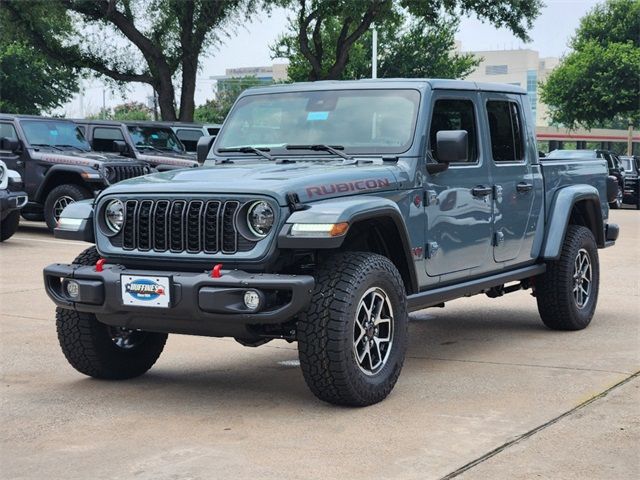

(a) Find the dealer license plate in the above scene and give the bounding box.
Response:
[121,275,171,308]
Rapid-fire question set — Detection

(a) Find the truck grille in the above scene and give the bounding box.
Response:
[106,165,147,183]
[121,199,254,254]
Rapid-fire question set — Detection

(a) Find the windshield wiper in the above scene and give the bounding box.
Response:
[56,144,89,152]
[137,144,164,153]
[285,144,353,161]
[30,143,63,151]
[218,146,274,161]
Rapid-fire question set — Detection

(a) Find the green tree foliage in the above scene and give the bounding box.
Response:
[87,101,153,120]
[0,41,80,114]
[2,0,261,121]
[273,0,541,81]
[195,76,267,123]
[540,0,640,128]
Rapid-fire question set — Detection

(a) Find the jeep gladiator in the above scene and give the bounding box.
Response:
[44,79,619,406]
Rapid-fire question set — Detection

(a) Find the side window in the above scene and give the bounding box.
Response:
[486,100,524,162]
[176,129,203,152]
[93,127,125,151]
[76,125,86,136]
[0,122,18,141]
[429,99,477,163]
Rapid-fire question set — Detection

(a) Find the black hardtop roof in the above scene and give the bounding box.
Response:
[0,114,78,123]
[72,119,126,127]
[156,121,204,128]
[122,120,190,128]
[243,78,527,96]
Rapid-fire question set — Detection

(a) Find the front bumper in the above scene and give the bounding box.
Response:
[0,189,28,220]
[43,263,314,336]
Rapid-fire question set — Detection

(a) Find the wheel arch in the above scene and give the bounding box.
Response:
[35,167,99,203]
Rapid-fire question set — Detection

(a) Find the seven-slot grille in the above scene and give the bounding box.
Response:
[121,199,253,254]
[107,165,147,183]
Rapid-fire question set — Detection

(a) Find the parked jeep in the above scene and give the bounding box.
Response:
[44,80,619,406]
[620,155,640,209]
[0,159,28,241]
[75,120,200,170]
[0,115,152,230]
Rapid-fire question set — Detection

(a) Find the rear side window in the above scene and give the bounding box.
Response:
[429,99,478,162]
[175,129,202,152]
[93,127,124,151]
[486,101,524,162]
[0,123,18,140]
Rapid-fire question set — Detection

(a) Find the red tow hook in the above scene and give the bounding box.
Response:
[211,263,223,278]
[95,258,106,272]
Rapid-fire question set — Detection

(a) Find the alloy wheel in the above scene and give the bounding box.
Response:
[353,287,394,376]
[573,248,592,309]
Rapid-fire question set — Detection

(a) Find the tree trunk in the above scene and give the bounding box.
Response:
[178,57,198,122]
[156,79,177,121]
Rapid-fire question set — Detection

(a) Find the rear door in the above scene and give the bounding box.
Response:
[482,94,540,265]
[424,91,494,278]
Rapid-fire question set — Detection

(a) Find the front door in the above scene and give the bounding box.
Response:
[482,95,539,264]
[424,92,494,278]
[0,122,24,178]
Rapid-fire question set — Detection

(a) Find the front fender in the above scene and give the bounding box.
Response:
[542,185,604,259]
[35,165,105,202]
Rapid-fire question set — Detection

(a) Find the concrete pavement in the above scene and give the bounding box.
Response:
[1,208,638,480]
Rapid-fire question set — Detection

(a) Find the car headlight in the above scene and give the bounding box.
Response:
[104,199,124,234]
[246,201,274,237]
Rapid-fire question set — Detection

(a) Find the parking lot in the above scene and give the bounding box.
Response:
[1,208,638,480]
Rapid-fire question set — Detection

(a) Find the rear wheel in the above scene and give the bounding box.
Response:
[297,252,408,406]
[536,225,599,330]
[0,211,20,242]
[55,246,167,379]
[44,184,92,231]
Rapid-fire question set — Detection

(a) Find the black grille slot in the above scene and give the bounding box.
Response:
[110,165,145,183]
[221,201,239,253]
[116,198,256,254]
[152,200,170,251]
[169,200,186,252]
[122,200,138,250]
[203,201,220,253]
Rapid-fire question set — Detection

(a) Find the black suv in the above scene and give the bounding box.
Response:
[620,155,640,209]
[75,120,199,171]
[0,115,152,230]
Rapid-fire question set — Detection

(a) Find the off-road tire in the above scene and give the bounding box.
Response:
[536,225,599,331]
[0,211,20,242]
[55,246,167,379]
[609,184,623,209]
[297,252,408,406]
[44,183,92,231]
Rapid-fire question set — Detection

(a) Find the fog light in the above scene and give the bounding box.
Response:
[66,280,80,299]
[243,290,261,310]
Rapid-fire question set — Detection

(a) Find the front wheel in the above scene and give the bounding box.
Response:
[536,225,599,330]
[44,183,92,231]
[297,252,408,406]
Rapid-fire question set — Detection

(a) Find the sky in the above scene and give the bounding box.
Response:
[60,0,601,118]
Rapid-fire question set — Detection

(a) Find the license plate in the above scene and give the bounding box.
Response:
[121,275,171,308]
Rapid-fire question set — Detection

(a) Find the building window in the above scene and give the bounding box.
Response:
[485,65,508,75]
[527,69,538,117]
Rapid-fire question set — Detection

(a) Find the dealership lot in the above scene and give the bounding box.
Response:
[1,209,638,480]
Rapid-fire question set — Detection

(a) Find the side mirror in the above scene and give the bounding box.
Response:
[436,130,468,163]
[196,135,216,164]
[0,137,20,153]
[112,140,128,154]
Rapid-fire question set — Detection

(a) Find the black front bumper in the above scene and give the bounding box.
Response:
[43,263,314,337]
[0,189,28,220]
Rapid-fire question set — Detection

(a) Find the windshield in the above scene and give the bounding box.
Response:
[127,125,185,153]
[21,120,91,151]
[546,150,597,159]
[216,89,421,155]
[621,158,634,171]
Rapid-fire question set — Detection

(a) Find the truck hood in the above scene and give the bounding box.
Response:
[136,151,198,168]
[103,160,403,205]
[31,150,146,167]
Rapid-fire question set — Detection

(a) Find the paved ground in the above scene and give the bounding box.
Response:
[1,208,638,480]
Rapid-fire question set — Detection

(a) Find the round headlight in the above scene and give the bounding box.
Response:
[247,201,274,238]
[104,199,124,234]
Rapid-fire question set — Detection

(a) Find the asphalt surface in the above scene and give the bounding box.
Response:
[1,208,638,480]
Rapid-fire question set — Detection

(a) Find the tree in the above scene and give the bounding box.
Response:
[540,0,640,128]
[195,76,267,123]
[0,41,80,114]
[274,0,542,81]
[2,0,260,121]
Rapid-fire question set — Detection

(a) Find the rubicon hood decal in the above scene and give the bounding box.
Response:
[306,178,391,198]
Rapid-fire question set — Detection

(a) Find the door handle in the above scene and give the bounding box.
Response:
[516,182,533,193]
[471,185,493,197]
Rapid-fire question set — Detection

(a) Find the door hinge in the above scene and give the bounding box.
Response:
[494,230,505,247]
[493,185,503,203]
[424,190,437,206]
[426,241,439,259]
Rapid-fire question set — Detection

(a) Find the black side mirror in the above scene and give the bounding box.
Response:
[196,135,216,164]
[0,137,20,153]
[436,130,468,163]
[112,140,128,154]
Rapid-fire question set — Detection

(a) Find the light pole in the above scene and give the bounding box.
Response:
[372,23,378,79]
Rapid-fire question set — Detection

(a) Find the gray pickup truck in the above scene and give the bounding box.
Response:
[44,79,619,406]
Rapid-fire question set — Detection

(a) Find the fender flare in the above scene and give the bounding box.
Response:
[278,196,418,292]
[35,165,105,202]
[542,185,605,259]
